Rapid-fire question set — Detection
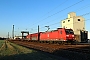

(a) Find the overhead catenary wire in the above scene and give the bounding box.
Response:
[75,4,90,12]
[39,3,90,27]
[29,11,90,33]
[19,0,89,33]
[39,12,90,31]
[41,0,84,22]
[29,0,84,28]
[40,0,69,18]
[37,4,90,30]
[29,0,69,27]
[48,18,90,32]
[23,0,85,31]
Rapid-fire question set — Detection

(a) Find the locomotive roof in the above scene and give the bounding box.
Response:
[29,28,73,34]
[30,32,43,34]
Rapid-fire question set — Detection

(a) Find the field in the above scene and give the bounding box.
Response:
[0,40,5,48]
[9,40,90,60]
[0,40,66,60]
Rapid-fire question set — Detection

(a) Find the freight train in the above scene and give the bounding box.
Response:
[26,28,75,43]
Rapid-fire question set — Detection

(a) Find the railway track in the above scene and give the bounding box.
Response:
[9,40,90,60]
[9,40,90,53]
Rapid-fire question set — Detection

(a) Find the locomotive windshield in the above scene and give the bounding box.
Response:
[65,29,74,34]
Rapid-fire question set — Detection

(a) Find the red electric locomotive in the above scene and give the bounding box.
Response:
[26,28,75,42]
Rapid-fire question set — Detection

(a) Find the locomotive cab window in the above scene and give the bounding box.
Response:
[65,29,74,34]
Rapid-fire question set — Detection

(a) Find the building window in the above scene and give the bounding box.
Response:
[68,20,70,22]
[63,21,65,23]
[78,19,80,21]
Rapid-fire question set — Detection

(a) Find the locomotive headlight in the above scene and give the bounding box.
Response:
[72,35,74,37]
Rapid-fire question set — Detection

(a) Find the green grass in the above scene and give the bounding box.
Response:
[0,41,62,60]
[0,40,5,48]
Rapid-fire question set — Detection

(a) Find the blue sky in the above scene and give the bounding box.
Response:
[0,0,90,37]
